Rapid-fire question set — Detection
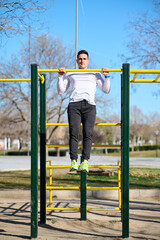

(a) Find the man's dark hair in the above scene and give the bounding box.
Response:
[77,50,89,58]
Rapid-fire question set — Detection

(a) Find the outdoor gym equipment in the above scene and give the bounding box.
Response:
[1,64,160,239]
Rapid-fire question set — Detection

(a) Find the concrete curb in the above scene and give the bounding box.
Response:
[0,189,160,200]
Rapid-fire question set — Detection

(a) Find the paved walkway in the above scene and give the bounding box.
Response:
[0,155,160,171]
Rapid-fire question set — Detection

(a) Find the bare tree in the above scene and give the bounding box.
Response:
[123,0,160,68]
[130,106,147,151]
[0,34,75,146]
[145,112,160,144]
[0,0,54,37]
[0,34,113,149]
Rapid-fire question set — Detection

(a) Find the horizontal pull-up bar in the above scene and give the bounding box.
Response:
[38,68,160,74]
[38,68,122,73]
[0,79,31,82]
[46,122,121,126]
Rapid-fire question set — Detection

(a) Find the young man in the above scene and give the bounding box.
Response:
[57,50,110,172]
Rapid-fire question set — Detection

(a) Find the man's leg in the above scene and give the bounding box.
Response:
[67,102,81,164]
[81,101,96,166]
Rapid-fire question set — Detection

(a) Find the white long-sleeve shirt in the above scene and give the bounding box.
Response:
[57,72,110,105]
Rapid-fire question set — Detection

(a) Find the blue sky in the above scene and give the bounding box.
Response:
[1,0,159,117]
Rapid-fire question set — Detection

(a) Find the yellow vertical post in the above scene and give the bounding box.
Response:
[49,160,52,207]
[118,161,121,210]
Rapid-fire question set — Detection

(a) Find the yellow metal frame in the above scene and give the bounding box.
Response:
[46,117,121,211]
[41,66,159,214]
[130,70,160,83]
[0,68,159,83]
[46,160,121,212]
[46,121,121,148]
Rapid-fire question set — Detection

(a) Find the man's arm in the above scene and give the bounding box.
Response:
[96,67,110,93]
[57,68,69,94]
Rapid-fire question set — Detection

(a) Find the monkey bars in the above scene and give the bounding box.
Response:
[30,64,160,239]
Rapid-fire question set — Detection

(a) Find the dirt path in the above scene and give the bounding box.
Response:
[0,197,160,239]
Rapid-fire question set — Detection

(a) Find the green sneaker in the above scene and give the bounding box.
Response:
[80,160,89,173]
[70,160,78,171]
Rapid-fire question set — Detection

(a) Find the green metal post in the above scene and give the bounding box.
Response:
[121,63,130,238]
[80,156,87,220]
[31,64,38,238]
[40,74,46,224]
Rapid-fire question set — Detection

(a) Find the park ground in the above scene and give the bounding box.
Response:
[0,191,160,240]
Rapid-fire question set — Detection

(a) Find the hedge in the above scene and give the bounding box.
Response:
[1,144,160,156]
[48,150,68,156]
[133,145,160,151]
[7,151,31,156]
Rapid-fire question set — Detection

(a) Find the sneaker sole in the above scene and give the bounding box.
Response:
[70,168,78,172]
[80,169,89,173]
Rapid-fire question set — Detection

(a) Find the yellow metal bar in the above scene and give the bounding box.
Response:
[87,186,119,190]
[38,68,160,74]
[118,161,121,210]
[46,186,80,190]
[46,144,121,148]
[47,123,68,126]
[130,69,160,74]
[46,122,121,126]
[0,79,31,82]
[46,165,120,169]
[38,68,122,73]
[38,73,45,83]
[46,207,80,211]
[46,165,70,169]
[130,79,160,83]
[131,73,138,82]
[87,208,120,211]
[89,165,120,169]
[154,74,160,81]
[46,186,119,191]
[46,207,120,211]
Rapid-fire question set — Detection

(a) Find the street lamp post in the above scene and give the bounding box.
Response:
[155,130,159,158]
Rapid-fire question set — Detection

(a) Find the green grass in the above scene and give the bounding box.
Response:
[0,168,160,190]
[0,170,31,190]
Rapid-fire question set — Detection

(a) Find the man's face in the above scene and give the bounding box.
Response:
[77,54,89,69]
